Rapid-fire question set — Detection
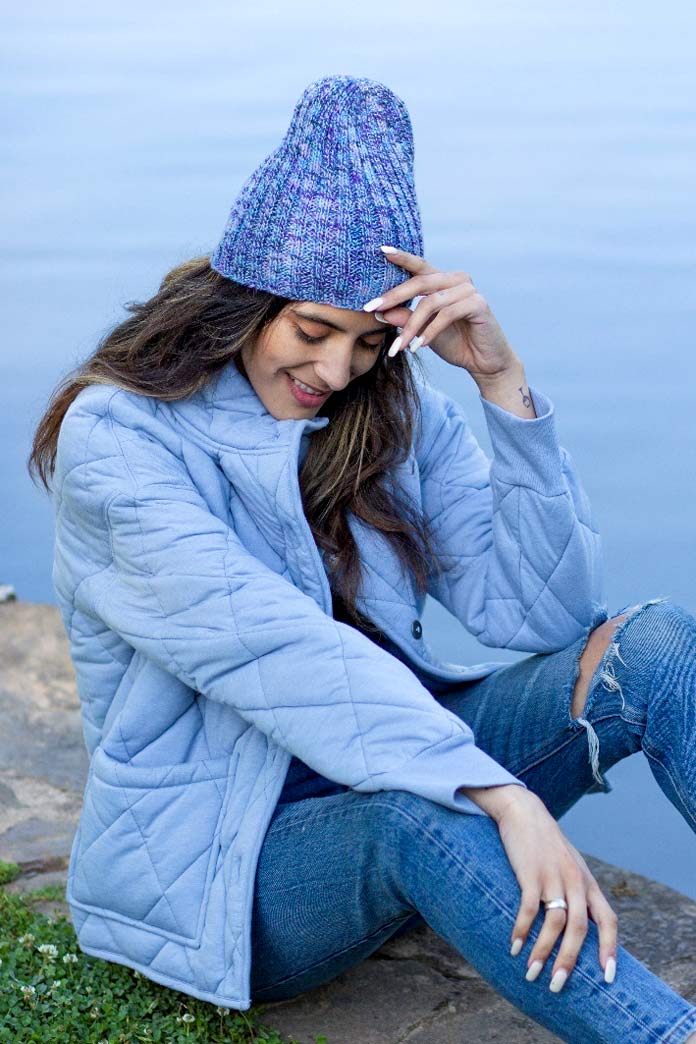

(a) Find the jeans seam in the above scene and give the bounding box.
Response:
[642,744,696,832]
[505,712,622,780]
[660,1008,696,1044]
[252,911,412,996]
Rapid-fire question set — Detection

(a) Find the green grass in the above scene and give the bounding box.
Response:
[0,864,328,1044]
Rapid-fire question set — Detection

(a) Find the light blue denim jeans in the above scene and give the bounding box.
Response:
[249,598,696,1043]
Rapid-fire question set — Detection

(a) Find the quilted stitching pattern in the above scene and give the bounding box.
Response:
[51,361,604,1008]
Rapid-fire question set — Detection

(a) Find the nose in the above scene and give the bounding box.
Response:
[312,341,354,392]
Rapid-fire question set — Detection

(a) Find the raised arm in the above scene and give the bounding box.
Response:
[415,375,606,651]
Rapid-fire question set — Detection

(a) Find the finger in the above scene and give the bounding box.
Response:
[404,293,489,356]
[586,883,619,984]
[385,287,482,359]
[510,886,542,958]
[378,246,441,275]
[524,880,569,982]
[363,269,468,316]
[549,886,589,992]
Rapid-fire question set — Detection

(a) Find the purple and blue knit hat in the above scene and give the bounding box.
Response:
[210,74,424,311]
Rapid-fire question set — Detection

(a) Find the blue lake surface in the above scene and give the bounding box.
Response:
[3,2,695,898]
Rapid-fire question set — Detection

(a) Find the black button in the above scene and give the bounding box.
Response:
[411,619,423,639]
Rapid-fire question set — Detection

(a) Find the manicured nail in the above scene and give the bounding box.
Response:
[549,968,568,993]
[363,297,383,312]
[387,336,403,357]
[526,960,544,982]
[374,312,390,323]
[604,957,616,984]
[380,245,399,253]
[409,335,424,353]
[510,938,523,957]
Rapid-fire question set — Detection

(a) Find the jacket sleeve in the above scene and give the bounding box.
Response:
[57,392,527,818]
[415,376,607,651]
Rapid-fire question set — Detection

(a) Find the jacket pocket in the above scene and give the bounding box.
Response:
[67,746,236,947]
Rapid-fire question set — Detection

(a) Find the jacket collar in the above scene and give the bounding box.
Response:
[169,355,331,453]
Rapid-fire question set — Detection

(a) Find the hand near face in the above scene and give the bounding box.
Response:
[363,247,521,382]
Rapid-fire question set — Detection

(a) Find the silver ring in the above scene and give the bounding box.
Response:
[542,898,568,912]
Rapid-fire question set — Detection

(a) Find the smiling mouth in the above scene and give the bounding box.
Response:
[287,373,330,396]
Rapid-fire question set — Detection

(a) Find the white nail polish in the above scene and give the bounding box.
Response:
[526,960,544,982]
[604,957,616,984]
[380,245,398,253]
[387,336,402,357]
[510,938,523,957]
[363,297,383,312]
[550,969,568,993]
[409,335,424,353]
[374,312,390,323]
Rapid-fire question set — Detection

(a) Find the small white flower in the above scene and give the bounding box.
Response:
[216,1006,228,1015]
[181,1012,195,1024]
[50,979,63,989]
[62,952,79,964]
[37,943,59,959]
[18,934,35,945]
[89,1006,100,1018]
[21,984,36,997]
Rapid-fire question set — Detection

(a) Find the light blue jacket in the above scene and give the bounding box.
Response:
[51,357,606,1008]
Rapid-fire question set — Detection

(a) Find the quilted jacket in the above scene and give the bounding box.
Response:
[50,355,607,1009]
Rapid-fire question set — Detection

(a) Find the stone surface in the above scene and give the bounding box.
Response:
[1,599,695,1044]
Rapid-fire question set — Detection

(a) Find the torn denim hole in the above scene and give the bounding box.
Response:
[573,595,671,790]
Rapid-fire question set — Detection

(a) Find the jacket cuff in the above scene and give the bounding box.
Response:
[359,730,527,818]
[479,385,566,494]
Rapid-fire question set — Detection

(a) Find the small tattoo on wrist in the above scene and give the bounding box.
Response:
[518,386,532,408]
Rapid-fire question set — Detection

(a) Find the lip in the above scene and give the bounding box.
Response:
[286,372,330,406]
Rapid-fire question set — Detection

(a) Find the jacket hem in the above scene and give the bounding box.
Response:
[74,940,251,1011]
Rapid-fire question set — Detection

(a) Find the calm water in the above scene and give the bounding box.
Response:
[3,1,695,898]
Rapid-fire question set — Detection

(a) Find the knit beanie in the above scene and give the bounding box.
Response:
[210,74,424,311]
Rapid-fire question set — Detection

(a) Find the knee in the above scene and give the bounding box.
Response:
[571,597,688,719]
[571,612,629,718]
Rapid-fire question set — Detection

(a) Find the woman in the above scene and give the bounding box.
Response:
[29,75,696,1042]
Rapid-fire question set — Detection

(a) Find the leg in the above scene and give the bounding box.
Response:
[436,596,696,828]
[250,788,696,1042]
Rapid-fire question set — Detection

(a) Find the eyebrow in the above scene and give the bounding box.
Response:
[291,308,386,337]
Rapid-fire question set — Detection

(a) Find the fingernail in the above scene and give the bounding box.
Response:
[526,960,544,982]
[380,245,398,253]
[374,312,390,323]
[409,335,424,353]
[604,957,616,984]
[387,336,402,357]
[510,938,523,957]
[549,968,568,993]
[363,297,383,312]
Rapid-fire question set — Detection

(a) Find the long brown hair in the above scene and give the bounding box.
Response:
[28,255,443,630]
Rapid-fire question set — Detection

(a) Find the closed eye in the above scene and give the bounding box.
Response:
[295,328,385,351]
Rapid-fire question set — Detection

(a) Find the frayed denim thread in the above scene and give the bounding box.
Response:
[573,596,671,789]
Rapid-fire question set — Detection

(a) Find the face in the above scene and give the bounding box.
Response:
[240,301,388,419]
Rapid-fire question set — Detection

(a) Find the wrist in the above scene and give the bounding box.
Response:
[474,362,537,419]
[473,357,526,392]
[458,782,530,822]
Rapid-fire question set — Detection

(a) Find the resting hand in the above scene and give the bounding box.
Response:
[459,784,619,992]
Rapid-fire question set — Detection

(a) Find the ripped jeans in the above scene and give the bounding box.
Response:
[250,598,696,1043]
